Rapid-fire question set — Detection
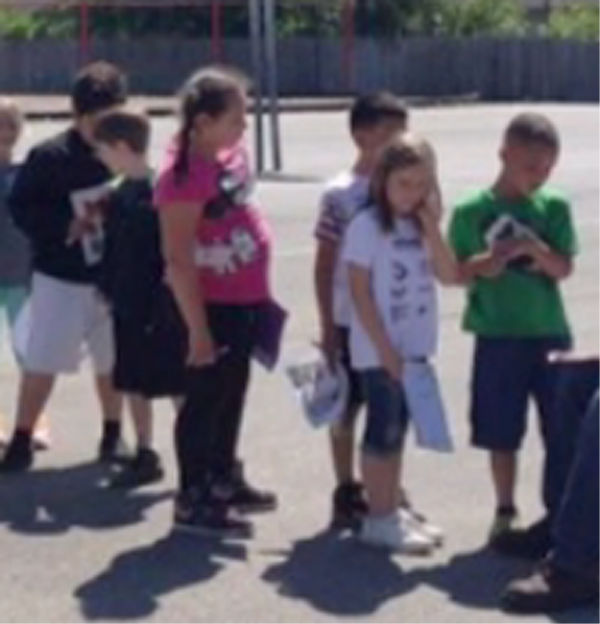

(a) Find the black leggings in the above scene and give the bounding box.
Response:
[175,305,259,494]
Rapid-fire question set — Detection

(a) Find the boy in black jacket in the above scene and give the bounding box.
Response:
[94,110,186,489]
[1,62,128,473]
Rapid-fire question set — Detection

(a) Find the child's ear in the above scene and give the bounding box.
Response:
[115,139,129,153]
[499,145,508,165]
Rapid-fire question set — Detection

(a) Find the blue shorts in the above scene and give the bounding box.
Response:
[361,369,409,458]
[470,336,571,452]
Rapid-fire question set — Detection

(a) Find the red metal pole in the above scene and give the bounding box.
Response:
[79,0,90,66]
[342,0,355,92]
[211,0,223,62]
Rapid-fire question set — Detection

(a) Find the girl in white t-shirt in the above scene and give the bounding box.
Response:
[344,135,459,553]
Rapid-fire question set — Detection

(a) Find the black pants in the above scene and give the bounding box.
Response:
[175,304,260,495]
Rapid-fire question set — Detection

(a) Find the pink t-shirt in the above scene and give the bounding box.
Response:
[155,144,272,304]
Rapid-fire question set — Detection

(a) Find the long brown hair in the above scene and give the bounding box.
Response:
[173,66,248,183]
[370,136,431,233]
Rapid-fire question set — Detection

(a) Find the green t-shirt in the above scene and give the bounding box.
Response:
[448,187,577,337]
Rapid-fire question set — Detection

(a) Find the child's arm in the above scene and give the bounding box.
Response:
[314,239,339,367]
[9,148,70,245]
[459,250,508,282]
[507,238,573,281]
[447,202,510,283]
[417,203,460,285]
[348,263,402,380]
[159,202,214,367]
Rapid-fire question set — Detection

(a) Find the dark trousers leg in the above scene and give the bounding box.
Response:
[175,358,233,494]
[209,353,252,481]
[552,392,600,578]
[539,359,599,519]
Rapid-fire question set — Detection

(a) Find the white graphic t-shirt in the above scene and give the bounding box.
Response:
[343,210,438,370]
[314,171,370,328]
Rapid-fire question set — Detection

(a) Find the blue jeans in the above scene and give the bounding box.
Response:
[543,358,600,517]
[361,369,409,458]
[552,391,599,578]
[545,359,600,575]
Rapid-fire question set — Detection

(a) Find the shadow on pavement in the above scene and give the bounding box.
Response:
[263,536,589,619]
[262,530,409,617]
[0,461,170,535]
[404,547,532,610]
[75,533,247,621]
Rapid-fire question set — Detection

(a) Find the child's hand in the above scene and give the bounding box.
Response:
[188,330,218,368]
[380,344,403,381]
[319,325,340,370]
[416,203,439,235]
[472,249,507,279]
[66,215,96,245]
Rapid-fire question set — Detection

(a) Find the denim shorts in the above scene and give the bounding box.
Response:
[470,336,571,452]
[336,327,365,428]
[361,369,409,457]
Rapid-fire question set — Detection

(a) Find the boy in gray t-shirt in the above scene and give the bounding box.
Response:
[0,99,49,451]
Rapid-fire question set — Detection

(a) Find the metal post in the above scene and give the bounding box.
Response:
[263,0,282,172]
[79,0,90,66]
[249,0,265,174]
[211,0,223,62]
[342,0,355,92]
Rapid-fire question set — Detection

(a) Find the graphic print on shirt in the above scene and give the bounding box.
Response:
[195,227,260,275]
[204,158,254,220]
[387,223,434,335]
[482,213,540,272]
[70,182,114,267]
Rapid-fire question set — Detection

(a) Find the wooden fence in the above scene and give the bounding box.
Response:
[0,37,597,101]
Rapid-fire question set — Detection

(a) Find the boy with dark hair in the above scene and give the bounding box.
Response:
[449,112,578,544]
[94,109,185,489]
[0,62,128,473]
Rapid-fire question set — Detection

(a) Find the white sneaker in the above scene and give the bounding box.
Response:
[400,507,445,547]
[360,513,435,555]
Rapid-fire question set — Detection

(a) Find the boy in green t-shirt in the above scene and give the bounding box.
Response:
[449,113,578,545]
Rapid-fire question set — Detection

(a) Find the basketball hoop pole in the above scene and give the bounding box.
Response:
[249,0,265,174]
[263,0,282,172]
[211,0,223,62]
[79,0,90,65]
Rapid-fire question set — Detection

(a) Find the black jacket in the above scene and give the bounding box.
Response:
[9,128,111,284]
[99,177,166,325]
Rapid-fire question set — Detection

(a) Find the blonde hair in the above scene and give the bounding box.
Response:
[370,134,434,232]
[0,98,24,136]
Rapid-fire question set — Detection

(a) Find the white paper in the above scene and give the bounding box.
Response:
[70,183,113,267]
[403,361,454,453]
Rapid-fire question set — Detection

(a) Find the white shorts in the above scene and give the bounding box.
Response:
[14,273,115,375]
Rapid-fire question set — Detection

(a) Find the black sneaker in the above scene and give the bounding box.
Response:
[98,437,131,465]
[0,438,33,474]
[493,517,553,561]
[501,562,600,614]
[173,491,254,539]
[109,448,165,490]
[220,463,278,515]
[331,481,369,531]
[489,506,519,544]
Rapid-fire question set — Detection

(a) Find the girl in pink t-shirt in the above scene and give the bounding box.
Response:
[156,67,277,538]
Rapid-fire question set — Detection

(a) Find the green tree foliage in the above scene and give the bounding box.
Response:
[435,0,527,37]
[547,4,599,41]
[0,0,594,41]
